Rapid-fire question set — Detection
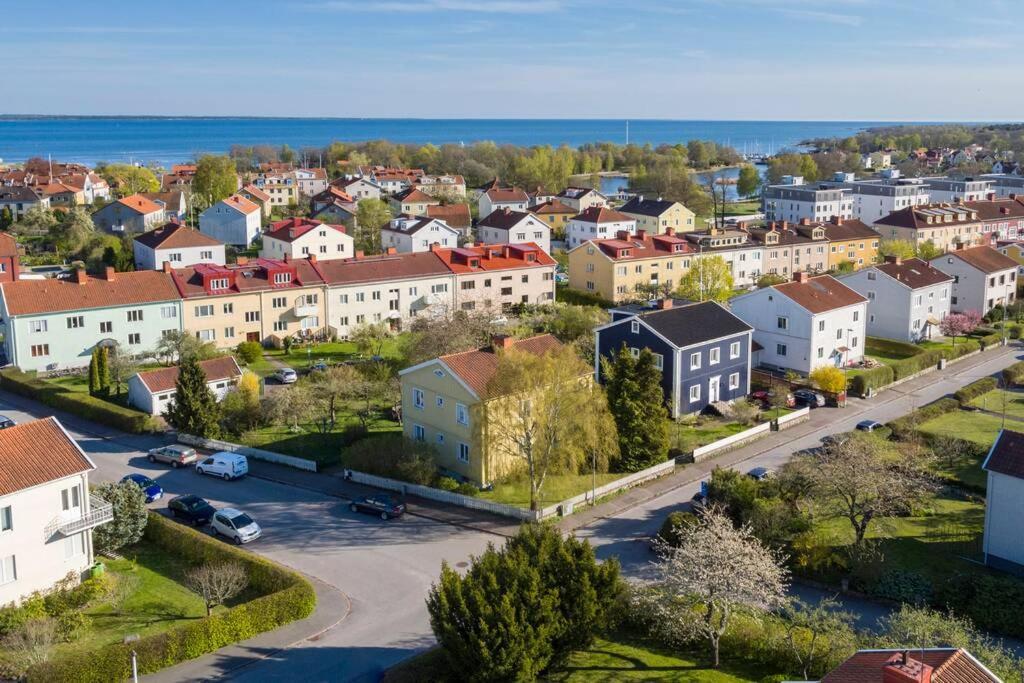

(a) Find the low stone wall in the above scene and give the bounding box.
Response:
[178,433,318,472]
[691,407,810,462]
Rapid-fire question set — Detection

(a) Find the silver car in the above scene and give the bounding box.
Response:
[148,444,198,468]
[274,367,298,384]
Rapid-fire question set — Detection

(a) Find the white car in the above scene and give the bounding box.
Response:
[211,508,261,545]
[274,367,298,384]
[195,452,248,480]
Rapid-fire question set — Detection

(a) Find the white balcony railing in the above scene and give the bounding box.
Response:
[294,304,318,318]
[43,497,113,541]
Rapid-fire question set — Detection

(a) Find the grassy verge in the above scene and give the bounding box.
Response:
[242,413,401,466]
[968,388,1024,420]
[476,472,625,508]
[723,200,760,217]
[918,409,1004,447]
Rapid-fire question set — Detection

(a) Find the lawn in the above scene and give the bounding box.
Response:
[722,199,761,217]
[242,413,402,466]
[51,540,211,656]
[918,409,1004,447]
[968,388,1024,421]
[476,472,625,508]
[670,414,781,455]
[266,338,405,371]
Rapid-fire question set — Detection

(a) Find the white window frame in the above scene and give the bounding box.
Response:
[0,554,15,585]
[413,388,425,410]
[0,505,11,533]
[689,384,700,403]
[412,424,425,442]
[729,372,740,390]
[729,341,740,359]
[709,347,720,365]
[456,403,469,426]
[690,352,701,370]
[458,442,470,463]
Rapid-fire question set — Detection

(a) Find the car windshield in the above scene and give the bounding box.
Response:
[188,499,208,510]
[374,496,394,506]
[231,514,255,528]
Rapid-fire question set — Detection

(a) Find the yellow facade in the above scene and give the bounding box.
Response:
[998,243,1024,268]
[568,243,693,302]
[622,203,696,234]
[181,285,327,348]
[827,236,880,270]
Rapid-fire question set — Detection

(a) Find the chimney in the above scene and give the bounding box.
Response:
[616,230,630,241]
[956,242,967,251]
[491,334,514,350]
[658,298,673,310]
[385,247,397,255]
[665,227,674,236]
[308,254,317,263]
[987,191,996,201]
[162,261,172,273]
[780,220,789,230]
[355,250,365,259]
[283,253,291,262]
[832,215,843,225]
[1010,193,1017,200]
[882,652,933,683]
[237,256,249,266]
[794,271,810,284]
[636,229,647,240]
[429,243,440,252]
[885,255,902,266]
[72,267,88,284]
[103,266,115,281]
[799,217,811,226]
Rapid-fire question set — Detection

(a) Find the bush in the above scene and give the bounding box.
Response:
[436,476,459,492]
[953,376,997,405]
[940,339,980,360]
[235,341,263,364]
[91,481,148,555]
[886,397,959,440]
[555,286,614,308]
[978,332,1003,349]
[888,350,942,381]
[0,369,162,434]
[865,337,923,358]
[656,510,697,548]
[342,434,437,485]
[937,572,1024,639]
[872,569,933,605]
[1003,360,1024,386]
[1011,325,1023,340]
[26,513,316,682]
[849,365,893,397]
[456,483,479,497]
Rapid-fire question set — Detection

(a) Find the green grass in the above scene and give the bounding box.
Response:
[546,634,760,682]
[722,200,760,217]
[919,409,1004,447]
[260,338,406,374]
[241,411,402,466]
[53,540,211,655]
[968,388,1024,421]
[476,472,625,508]
[41,370,161,409]
[670,417,766,454]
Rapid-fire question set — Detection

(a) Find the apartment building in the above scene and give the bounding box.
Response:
[930,245,1018,314]
[566,206,636,249]
[822,217,881,269]
[982,174,1024,199]
[567,229,695,302]
[683,229,764,287]
[171,257,327,348]
[0,268,183,372]
[382,216,461,253]
[294,168,329,197]
[841,257,952,342]
[748,221,830,276]
[529,200,576,237]
[924,177,994,203]
[434,243,557,313]
[199,195,262,246]
[0,417,112,606]
[762,177,853,224]
[874,203,987,252]
[133,223,226,271]
[413,174,467,198]
[254,173,297,207]
[261,217,354,261]
[619,196,696,234]
[833,174,931,225]
[476,208,552,254]
[478,187,529,219]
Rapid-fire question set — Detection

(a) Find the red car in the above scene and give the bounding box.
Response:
[750,390,796,409]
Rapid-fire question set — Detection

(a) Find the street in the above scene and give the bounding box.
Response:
[1,344,1018,681]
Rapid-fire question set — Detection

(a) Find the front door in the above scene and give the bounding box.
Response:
[246,332,260,343]
[709,376,720,403]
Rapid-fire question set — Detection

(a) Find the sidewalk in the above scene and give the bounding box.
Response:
[145,576,351,682]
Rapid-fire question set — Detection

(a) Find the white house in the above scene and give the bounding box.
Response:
[841,257,952,342]
[729,272,867,375]
[199,195,262,246]
[261,217,354,261]
[923,177,994,203]
[762,179,854,225]
[478,187,529,220]
[982,429,1024,574]
[566,206,636,249]
[381,216,461,253]
[557,186,608,212]
[127,356,242,415]
[133,222,226,271]
[476,208,552,255]
[335,177,382,201]
[930,245,1018,314]
[0,417,112,606]
[294,168,329,197]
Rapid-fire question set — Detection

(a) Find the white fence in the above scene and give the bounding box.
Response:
[179,434,319,472]
[691,407,810,462]
[537,458,677,519]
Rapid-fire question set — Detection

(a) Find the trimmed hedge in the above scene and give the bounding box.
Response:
[865,337,924,359]
[0,369,162,434]
[978,332,1004,350]
[886,397,960,440]
[1003,361,1024,386]
[953,376,997,405]
[27,513,316,682]
[938,572,1024,640]
[940,339,980,360]
[849,365,894,397]
[888,350,942,381]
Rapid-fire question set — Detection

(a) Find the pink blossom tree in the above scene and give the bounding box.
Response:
[939,310,981,347]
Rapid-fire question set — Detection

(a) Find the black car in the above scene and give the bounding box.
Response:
[856,419,884,432]
[350,494,406,520]
[747,466,773,481]
[167,494,216,526]
[820,432,852,449]
[793,389,826,408]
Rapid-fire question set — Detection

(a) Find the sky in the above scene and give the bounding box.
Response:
[3,0,1022,120]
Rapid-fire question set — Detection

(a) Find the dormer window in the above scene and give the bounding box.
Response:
[210,278,229,290]
[526,253,536,262]
[469,258,480,268]
[273,272,291,285]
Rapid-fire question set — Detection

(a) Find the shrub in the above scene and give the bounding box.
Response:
[940,339,980,360]
[656,510,697,548]
[888,350,942,381]
[872,569,933,605]
[235,341,263,364]
[54,612,90,642]
[886,397,959,440]
[978,332,1003,349]
[953,376,997,405]
[849,365,893,397]
[26,513,315,682]
[1003,360,1024,386]
[0,369,162,434]
[937,572,1024,639]
[456,483,479,497]
[865,337,923,358]
[436,476,459,492]
[91,481,148,555]
[555,286,614,308]
[342,434,438,485]
[1011,325,1023,340]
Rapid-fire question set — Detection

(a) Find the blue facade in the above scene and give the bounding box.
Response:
[596,314,751,416]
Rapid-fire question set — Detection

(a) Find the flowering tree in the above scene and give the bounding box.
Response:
[939,310,981,346]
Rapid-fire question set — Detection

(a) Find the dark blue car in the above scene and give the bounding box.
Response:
[122,473,164,503]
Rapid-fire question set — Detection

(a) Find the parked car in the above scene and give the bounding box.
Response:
[0,415,17,430]
[167,494,216,526]
[747,466,773,481]
[856,419,884,432]
[121,473,163,503]
[692,480,709,506]
[211,508,262,544]
[350,494,406,520]
[820,432,852,449]
[793,389,826,408]
[195,452,248,480]
[148,444,198,468]
[310,360,329,373]
[274,367,298,384]
[749,390,796,409]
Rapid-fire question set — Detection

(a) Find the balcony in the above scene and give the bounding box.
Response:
[43,497,113,541]
[293,303,318,318]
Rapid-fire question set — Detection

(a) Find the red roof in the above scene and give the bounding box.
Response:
[531,199,576,215]
[572,206,634,224]
[134,356,241,394]
[983,428,1024,479]
[823,649,997,683]
[585,232,695,261]
[485,187,530,203]
[114,194,163,215]
[1,270,180,316]
[241,184,271,202]
[425,204,471,229]
[0,417,93,496]
[221,194,260,215]
[315,251,452,286]
[394,188,437,204]
[134,222,223,250]
[433,243,556,273]
[265,217,345,244]
[439,334,563,397]
[171,258,325,298]
[772,274,867,314]
[942,245,1018,274]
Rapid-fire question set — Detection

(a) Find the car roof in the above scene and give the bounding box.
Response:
[750,466,769,474]
[219,507,242,517]
[166,444,193,452]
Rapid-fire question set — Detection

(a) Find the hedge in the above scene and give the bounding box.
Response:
[886,397,960,440]
[555,286,615,309]
[938,572,1024,640]
[1003,361,1024,386]
[865,337,924,358]
[0,369,162,434]
[978,332,1004,350]
[953,377,997,405]
[888,350,942,381]
[27,513,316,682]
[849,365,894,397]
[940,339,980,360]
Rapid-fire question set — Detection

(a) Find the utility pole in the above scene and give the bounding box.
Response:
[625,120,629,146]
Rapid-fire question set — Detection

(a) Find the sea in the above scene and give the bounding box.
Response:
[0,117,918,168]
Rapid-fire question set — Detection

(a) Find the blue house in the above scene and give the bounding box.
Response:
[594,299,753,417]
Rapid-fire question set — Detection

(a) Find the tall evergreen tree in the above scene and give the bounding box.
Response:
[96,346,111,396]
[605,345,669,472]
[163,357,221,438]
[88,348,100,396]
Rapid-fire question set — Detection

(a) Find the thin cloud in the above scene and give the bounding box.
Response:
[774,8,863,25]
[299,0,565,12]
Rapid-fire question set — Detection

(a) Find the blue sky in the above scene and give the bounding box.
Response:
[4,0,1021,120]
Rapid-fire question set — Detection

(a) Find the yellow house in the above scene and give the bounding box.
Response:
[530,200,576,239]
[389,188,440,216]
[398,334,567,485]
[998,241,1024,269]
[567,230,696,302]
[822,217,881,270]
[619,196,696,234]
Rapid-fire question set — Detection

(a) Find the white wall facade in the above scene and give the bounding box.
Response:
[133,242,226,271]
[478,196,528,220]
[984,470,1024,571]
[382,220,460,253]
[261,228,355,261]
[566,216,636,250]
[931,256,1017,313]
[326,275,456,337]
[477,216,552,255]
[843,270,951,342]
[127,374,237,415]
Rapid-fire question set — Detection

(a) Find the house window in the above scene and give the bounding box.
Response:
[201,250,213,260]
[436,433,445,445]
[272,297,287,308]
[836,329,843,340]
[851,337,859,348]
[436,396,444,408]
[777,316,789,330]
[630,321,639,334]
[413,388,425,409]
[456,403,469,426]
[652,353,664,370]
[31,344,49,357]
[0,505,11,532]
[127,309,143,322]
[818,320,825,332]
[355,292,365,302]
[412,424,425,442]
[853,310,859,322]
[629,347,640,359]
[195,305,214,317]
[64,533,84,559]
[729,372,740,390]
[245,311,260,323]
[61,485,80,512]
[709,348,720,365]
[273,321,287,332]
[690,352,701,370]
[730,341,740,359]
[458,443,470,463]
[0,555,14,585]
[776,343,787,356]
[161,305,177,319]
[689,384,700,403]
[817,347,824,358]
[67,315,84,329]
[29,320,47,333]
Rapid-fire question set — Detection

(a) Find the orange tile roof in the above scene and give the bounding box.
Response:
[135,356,241,394]
[944,245,1018,274]
[316,251,452,286]
[573,206,634,223]
[221,194,260,215]
[241,184,271,202]
[531,199,576,215]
[433,243,556,273]
[424,203,471,229]
[134,222,223,250]
[823,649,998,683]
[394,188,437,204]
[486,187,530,203]
[772,274,868,314]
[115,193,163,215]
[1,270,180,316]
[440,334,563,397]
[171,258,325,298]
[0,417,93,496]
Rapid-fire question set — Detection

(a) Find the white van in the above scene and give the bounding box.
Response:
[195,452,248,480]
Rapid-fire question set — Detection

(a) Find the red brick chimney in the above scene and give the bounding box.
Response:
[636,229,647,240]
[658,298,673,310]
[616,230,630,241]
[72,267,88,284]
[780,220,788,230]
[882,652,933,683]
[237,256,249,266]
[355,250,365,259]
[162,261,172,273]
[885,255,902,265]
[385,247,397,255]
[832,215,844,225]
[794,271,810,283]
[664,227,674,236]
[103,266,115,281]
[799,217,811,226]
[429,243,440,252]
[308,254,317,263]
[987,191,996,201]
[491,334,514,350]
